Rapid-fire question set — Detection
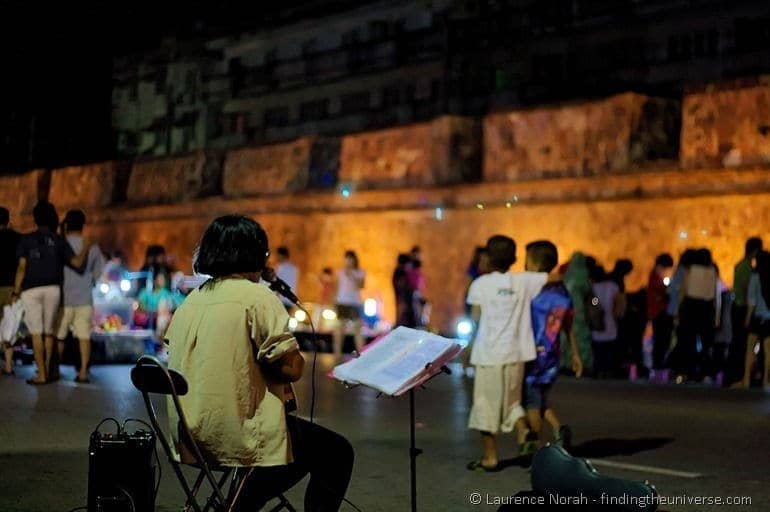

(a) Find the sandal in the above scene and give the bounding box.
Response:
[466,460,499,472]
[519,431,539,456]
[75,376,91,384]
[26,378,47,385]
[1,369,14,376]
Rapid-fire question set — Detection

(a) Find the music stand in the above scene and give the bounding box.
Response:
[343,362,452,512]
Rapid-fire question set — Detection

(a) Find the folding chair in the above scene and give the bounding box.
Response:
[131,355,295,512]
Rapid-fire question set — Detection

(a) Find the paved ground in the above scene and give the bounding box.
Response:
[1,355,768,512]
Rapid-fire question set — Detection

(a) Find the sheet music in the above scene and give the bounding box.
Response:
[332,327,462,395]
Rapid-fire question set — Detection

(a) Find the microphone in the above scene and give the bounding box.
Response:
[261,268,301,305]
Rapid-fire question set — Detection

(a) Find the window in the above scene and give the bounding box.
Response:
[382,85,400,108]
[340,91,371,115]
[299,99,329,121]
[667,29,718,62]
[734,17,770,52]
[264,106,290,127]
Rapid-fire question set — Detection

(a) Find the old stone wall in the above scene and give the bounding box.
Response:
[339,116,480,188]
[681,77,770,168]
[48,162,120,211]
[484,93,679,181]
[0,170,44,231]
[127,153,209,204]
[223,137,314,197]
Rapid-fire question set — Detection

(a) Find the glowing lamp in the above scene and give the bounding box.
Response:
[663,277,671,286]
[363,298,377,317]
[288,318,298,330]
[294,309,307,322]
[456,318,473,338]
[120,279,132,292]
[322,309,337,321]
[99,283,110,295]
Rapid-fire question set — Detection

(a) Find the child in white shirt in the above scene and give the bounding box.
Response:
[466,235,548,471]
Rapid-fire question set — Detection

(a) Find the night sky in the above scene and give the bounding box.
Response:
[0,1,360,174]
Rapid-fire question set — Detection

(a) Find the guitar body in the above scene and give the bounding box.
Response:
[530,445,658,512]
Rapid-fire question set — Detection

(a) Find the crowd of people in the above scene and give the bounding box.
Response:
[0,201,189,384]
[2,199,768,394]
[392,245,427,329]
[462,236,770,390]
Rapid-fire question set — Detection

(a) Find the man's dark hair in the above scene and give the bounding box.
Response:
[679,249,697,268]
[746,237,763,257]
[63,209,86,231]
[486,235,517,271]
[32,201,58,230]
[194,215,269,278]
[0,207,8,226]
[277,246,290,258]
[345,250,359,268]
[397,253,411,265]
[145,245,165,260]
[612,259,633,277]
[526,240,558,273]
[695,248,713,266]
[655,253,674,268]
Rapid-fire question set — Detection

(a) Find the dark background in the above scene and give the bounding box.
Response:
[0,1,359,172]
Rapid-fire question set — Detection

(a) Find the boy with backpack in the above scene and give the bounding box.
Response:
[523,241,583,450]
[466,235,551,471]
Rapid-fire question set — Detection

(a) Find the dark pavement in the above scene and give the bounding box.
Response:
[1,355,768,511]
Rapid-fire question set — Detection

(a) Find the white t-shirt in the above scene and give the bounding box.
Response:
[336,268,365,306]
[591,280,620,342]
[466,271,548,366]
[276,262,299,306]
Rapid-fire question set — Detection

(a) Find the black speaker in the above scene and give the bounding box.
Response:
[88,427,156,512]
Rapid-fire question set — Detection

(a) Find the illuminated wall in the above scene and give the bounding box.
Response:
[3,87,770,333]
[74,168,770,333]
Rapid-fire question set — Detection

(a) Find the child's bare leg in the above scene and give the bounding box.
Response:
[480,432,498,467]
[543,408,561,433]
[526,409,543,446]
[514,417,531,444]
[352,319,364,353]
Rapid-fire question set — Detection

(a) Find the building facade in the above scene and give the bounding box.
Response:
[111,0,770,158]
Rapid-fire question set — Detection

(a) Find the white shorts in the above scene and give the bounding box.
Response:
[21,286,61,336]
[468,362,526,434]
[56,305,93,340]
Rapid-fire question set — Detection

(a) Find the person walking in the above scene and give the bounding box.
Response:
[562,253,594,375]
[591,266,625,378]
[729,237,762,386]
[0,207,21,375]
[392,254,415,327]
[332,251,365,357]
[675,249,720,382]
[13,201,91,385]
[648,254,675,370]
[739,250,770,390]
[275,247,299,310]
[53,210,104,383]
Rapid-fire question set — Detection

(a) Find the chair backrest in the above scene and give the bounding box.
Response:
[131,355,231,510]
[131,355,189,396]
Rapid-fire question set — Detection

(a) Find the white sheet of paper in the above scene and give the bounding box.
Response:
[332,327,462,395]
